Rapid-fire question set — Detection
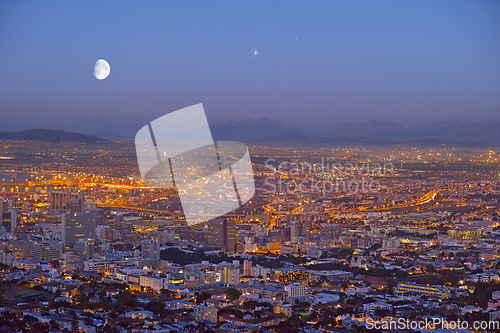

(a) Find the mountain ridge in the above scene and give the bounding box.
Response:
[0,118,498,146]
[312,119,500,145]
[0,129,108,143]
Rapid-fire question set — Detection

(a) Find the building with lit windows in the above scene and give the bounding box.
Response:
[223,267,240,285]
[250,265,271,279]
[274,302,293,317]
[139,275,168,292]
[284,283,308,298]
[73,238,95,260]
[447,228,482,241]
[12,239,30,259]
[141,239,160,260]
[395,282,452,300]
[1,208,17,233]
[61,211,96,250]
[0,250,16,266]
[206,218,237,253]
[164,300,196,310]
[30,242,62,260]
[83,259,105,273]
[194,305,218,323]
[273,267,308,284]
[50,190,85,213]
[96,225,114,242]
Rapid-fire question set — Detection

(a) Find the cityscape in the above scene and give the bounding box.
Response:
[0,138,499,332]
[1,1,500,332]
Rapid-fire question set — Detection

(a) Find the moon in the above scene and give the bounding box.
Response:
[94,59,110,80]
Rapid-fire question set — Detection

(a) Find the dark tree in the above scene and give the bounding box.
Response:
[145,300,165,316]
[225,288,242,302]
[196,292,212,304]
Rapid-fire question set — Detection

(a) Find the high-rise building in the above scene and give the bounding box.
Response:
[0,200,8,213]
[290,221,299,244]
[9,208,17,233]
[223,267,240,285]
[61,211,97,250]
[73,238,95,260]
[141,239,160,260]
[96,225,114,242]
[242,235,257,253]
[50,190,85,213]
[206,218,237,253]
[12,239,30,259]
[6,196,22,211]
[1,208,17,234]
[243,259,253,276]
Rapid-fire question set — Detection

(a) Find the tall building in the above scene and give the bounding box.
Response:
[50,190,85,213]
[0,200,8,213]
[243,259,253,276]
[141,239,160,260]
[12,239,30,259]
[10,208,17,233]
[207,218,237,253]
[1,208,17,234]
[223,267,240,285]
[73,238,95,260]
[96,225,114,242]
[290,221,299,244]
[61,211,97,250]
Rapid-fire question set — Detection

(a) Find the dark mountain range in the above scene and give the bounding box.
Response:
[210,117,302,141]
[316,120,409,139]
[0,129,107,143]
[313,120,500,145]
[41,118,147,140]
[258,134,470,147]
[212,119,499,146]
[0,117,146,140]
[0,128,461,147]
[0,117,498,146]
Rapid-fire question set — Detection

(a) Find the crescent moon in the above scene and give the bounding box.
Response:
[94,59,111,80]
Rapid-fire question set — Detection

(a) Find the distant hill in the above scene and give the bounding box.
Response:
[259,134,465,147]
[0,129,107,143]
[0,118,498,146]
[41,117,147,140]
[212,119,499,146]
[211,117,302,141]
[314,120,500,146]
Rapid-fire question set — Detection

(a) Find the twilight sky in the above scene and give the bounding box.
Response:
[1,0,499,126]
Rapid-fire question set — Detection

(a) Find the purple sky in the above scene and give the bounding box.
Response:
[1,1,499,126]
